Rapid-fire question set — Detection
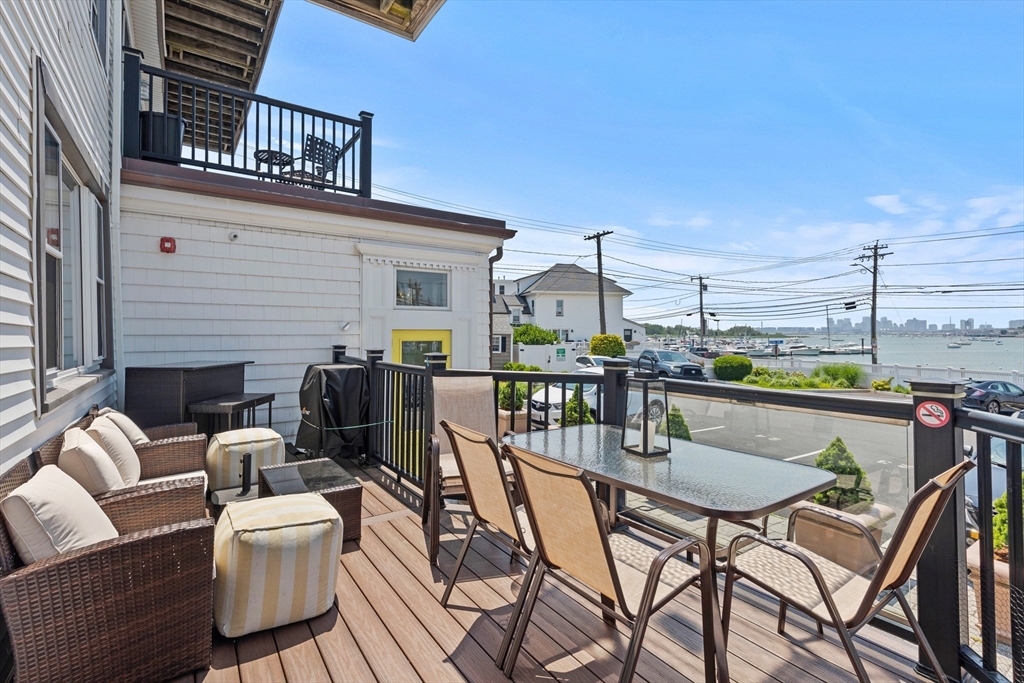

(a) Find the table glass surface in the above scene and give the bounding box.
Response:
[504,425,835,521]
[262,459,359,496]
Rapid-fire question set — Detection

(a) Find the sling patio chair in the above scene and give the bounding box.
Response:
[438,420,533,606]
[499,443,729,683]
[280,133,356,188]
[721,458,975,683]
[424,375,513,565]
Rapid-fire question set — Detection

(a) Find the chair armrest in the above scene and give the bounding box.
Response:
[135,433,207,480]
[0,518,214,683]
[96,477,207,534]
[787,502,884,564]
[144,422,197,440]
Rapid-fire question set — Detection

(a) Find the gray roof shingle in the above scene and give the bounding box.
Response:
[517,263,631,296]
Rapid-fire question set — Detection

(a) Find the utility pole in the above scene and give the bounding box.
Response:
[584,230,613,335]
[691,275,707,344]
[855,241,892,365]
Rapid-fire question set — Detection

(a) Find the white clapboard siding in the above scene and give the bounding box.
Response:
[0,0,114,470]
[119,182,498,444]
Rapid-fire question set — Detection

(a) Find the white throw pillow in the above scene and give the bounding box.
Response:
[0,465,119,565]
[87,416,141,486]
[97,407,151,445]
[58,427,125,494]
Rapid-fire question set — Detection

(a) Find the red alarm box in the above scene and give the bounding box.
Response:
[160,237,176,253]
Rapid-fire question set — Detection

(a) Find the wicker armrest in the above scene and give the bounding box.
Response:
[0,518,214,683]
[135,433,207,480]
[787,502,884,563]
[144,422,197,440]
[96,477,207,534]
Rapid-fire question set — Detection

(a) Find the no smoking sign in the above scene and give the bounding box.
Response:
[916,401,950,428]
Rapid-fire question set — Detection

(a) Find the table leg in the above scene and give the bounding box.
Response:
[608,485,619,527]
[268,401,273,429]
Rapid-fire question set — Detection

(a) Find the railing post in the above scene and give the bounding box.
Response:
[602,359,630,427]
[423,352,448,433]
[358,111,373,198]
[332,344,346,363]
[122,50,142,159]
[365,349,383,463]
[910,379,967,681]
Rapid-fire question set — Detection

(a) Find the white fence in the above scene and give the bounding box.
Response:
[750,357,1021,387]
[513,343,587,371]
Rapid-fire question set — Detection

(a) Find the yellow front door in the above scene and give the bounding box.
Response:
[391,329,451,367]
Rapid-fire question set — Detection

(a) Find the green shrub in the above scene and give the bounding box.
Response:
[658,405,692,441]
[743,375,761,384]
[871,377,893,391]
[812,437,874,509]
[812,363,866,387]
[993,474,1024,552]
[560,385,594,426]
[498,382,528,411]
[833,378,852,389]
[502,362,543,372]
[751,366,771,377]
[892,384,911,394]
[713,355,754,381]
[590,334,626,357]
[513,324,559,346]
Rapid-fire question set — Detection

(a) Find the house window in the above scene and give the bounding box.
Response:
[498,284,505,294]
[511,309,521,325]
[91,0,107,62]
[555,299,564,317]
[556,329,570,342]
[38,120,105,389]
[492,335,508,353]
[396,269,448,308]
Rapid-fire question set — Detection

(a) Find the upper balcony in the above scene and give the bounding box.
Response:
[122,50,372,198]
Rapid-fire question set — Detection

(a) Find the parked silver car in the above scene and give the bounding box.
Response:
[530,381,600,426]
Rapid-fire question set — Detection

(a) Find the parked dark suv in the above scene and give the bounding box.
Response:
[962,380,1024,414]
[637,350,707,381]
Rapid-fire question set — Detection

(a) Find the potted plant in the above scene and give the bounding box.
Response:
[657,405,692,441]
[790,436,895,575]
[966,473,1022,645]
[497,381,530,435]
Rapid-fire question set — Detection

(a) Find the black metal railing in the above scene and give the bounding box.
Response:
[123,50,371,197]
[955,408,1022,683]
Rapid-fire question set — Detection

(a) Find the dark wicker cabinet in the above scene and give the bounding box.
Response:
[124,361,251,429]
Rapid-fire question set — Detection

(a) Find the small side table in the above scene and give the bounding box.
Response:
[188,392,275,433]
[258,458,362,542]
[254,149,294,173]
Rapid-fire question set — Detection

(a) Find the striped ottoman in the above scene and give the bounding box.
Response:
[206,428,284,493]
[213,494,343,638]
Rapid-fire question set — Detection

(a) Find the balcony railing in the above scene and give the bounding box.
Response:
[122,50,371,197]
[332,347,1022,683]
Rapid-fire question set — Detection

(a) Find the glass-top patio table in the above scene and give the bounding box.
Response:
[503,424,836,559]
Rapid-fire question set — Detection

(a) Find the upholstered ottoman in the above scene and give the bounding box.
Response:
[206,428,284,504]
[213,494,343,638]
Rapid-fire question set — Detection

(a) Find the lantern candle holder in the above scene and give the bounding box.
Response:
[621,372,671,457]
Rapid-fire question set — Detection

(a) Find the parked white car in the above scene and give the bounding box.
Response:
[530,380,600,426]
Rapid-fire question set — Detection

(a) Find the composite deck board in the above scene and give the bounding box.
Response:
[185,466,931,683]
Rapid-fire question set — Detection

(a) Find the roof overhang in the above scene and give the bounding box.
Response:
[306,0,446,41]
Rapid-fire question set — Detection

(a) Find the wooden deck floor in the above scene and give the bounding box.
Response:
[179,465,930,683]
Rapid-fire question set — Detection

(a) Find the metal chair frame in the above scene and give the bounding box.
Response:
[721,459,975,683]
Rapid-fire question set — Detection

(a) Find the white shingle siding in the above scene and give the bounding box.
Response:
[120,184,501,444]
[1,0,115,471]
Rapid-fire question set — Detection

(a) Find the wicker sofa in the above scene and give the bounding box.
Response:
[0,408,215,683]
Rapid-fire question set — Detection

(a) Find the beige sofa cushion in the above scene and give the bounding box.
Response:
[0,465,119,565]
[87,416,141,486]
[213,494,342,637]
[58,427,125,494]
[97,407,151,445]
[206,428,284,492]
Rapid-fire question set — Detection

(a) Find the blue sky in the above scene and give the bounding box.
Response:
[259,1,1024,328]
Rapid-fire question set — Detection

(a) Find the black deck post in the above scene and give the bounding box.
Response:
[122,50,142,159]
[365,349,384,462]
[910,379,966,682]
[358,111,373,198]
[331,345,347,363]
[602,359,629,427]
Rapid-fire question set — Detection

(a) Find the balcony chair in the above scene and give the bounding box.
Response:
[437,420,533,607]
[0,466,213,683]
[424,375,513,565]
[281,133,353,187]
[721,458,975,683]
[499,443,729,683]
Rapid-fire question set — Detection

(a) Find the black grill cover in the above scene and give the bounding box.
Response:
[295,364,369,459]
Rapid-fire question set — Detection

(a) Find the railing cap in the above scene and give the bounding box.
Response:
[908,379,966,394]
[603,359,631,370]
